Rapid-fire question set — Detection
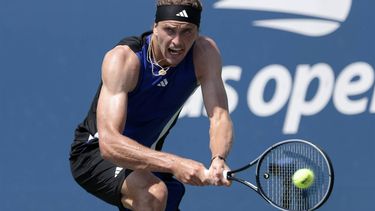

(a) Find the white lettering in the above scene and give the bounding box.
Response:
[179,87,204,118]
[181,62,375,135]
[333,62,374,115]
[371,84,375,113]
[248,64,292,116]
[284,63,334,134]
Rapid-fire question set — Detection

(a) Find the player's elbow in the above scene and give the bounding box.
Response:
[98,131,117,162]
[99,143,111,162]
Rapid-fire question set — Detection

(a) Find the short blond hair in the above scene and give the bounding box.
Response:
[156,0,202,11]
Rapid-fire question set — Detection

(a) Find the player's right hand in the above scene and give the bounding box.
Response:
[172,158,211,186]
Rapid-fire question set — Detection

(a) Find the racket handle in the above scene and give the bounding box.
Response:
[223,170,229,179]
[204,169,209,177]
[206,169,231,180]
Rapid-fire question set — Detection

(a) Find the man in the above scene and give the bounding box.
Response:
[69,0,234,210]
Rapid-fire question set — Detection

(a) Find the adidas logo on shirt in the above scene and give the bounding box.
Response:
[157,79,169,87]
[176,10,189,18]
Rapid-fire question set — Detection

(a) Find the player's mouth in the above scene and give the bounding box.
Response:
[168,47,184,56]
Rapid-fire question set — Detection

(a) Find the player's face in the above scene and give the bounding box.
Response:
[153,20,198,67]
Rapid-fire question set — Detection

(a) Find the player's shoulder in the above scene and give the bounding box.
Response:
[194,35,220,56]
[102,44,140,81]
[101,45,140,92]
[104,45,138,68]
[107,45,134,58]
[193,35,220,59]
[193,35,222,82]
[195,35,217,50]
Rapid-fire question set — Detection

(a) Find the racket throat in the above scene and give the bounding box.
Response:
[232,177,258,191]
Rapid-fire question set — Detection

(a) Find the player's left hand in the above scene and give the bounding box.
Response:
[208,157,231,186]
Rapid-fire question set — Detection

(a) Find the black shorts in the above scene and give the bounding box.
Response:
[70,135,185,211]
[70,136,129,210]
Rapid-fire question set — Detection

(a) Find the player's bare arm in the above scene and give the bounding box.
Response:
[97,45,209,186]
[194,36,234,186]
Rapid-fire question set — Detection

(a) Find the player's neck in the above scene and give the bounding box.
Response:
[150,36,170,68]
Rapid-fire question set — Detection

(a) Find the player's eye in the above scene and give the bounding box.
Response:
[182,28,192,36]
[164,27,176,36]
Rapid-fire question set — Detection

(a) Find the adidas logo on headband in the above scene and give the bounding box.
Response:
[155,5,201,27]
[176,10,189,18]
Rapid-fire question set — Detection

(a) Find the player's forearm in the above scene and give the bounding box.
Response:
[99,132,179,173]
[209,110,233,159]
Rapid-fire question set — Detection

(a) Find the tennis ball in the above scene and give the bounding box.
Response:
[292,168,315,189]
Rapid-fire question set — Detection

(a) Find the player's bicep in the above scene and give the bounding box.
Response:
[97,46,139,139]
[97,85,128,137]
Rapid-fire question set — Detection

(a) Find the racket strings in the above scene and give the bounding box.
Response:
[258,142,331,211]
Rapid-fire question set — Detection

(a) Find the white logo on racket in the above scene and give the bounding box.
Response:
[214,0,352,37]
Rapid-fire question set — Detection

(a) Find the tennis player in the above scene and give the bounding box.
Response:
[69,0,233,210]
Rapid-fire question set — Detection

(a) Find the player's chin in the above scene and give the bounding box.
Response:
[166,51,185,66]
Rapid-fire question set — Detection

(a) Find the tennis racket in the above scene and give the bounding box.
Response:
[224,139,334,211]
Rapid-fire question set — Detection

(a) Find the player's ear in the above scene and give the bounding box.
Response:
[153,23,158,35]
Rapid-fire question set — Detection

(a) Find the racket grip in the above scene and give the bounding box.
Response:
[204,169,209,177]
[223,170,229,179]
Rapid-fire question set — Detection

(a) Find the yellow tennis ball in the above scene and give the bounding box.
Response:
[292,168,315,189]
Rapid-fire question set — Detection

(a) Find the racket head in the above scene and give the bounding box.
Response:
[255,139,334,211]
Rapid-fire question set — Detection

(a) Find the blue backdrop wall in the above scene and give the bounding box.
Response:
[1,0,374,210]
